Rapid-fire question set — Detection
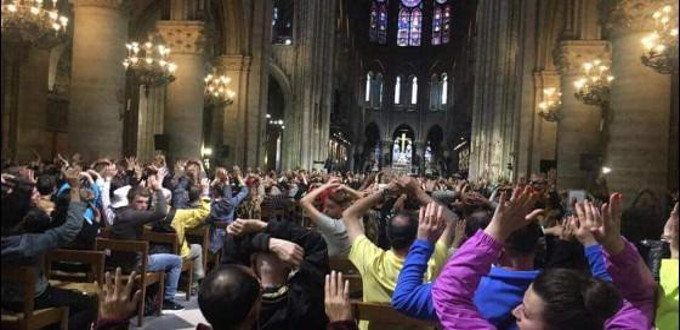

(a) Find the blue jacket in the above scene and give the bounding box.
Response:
[57,182,101,224]
[208,185,249,252]
[391,240,612,327]
[2,201,87,304]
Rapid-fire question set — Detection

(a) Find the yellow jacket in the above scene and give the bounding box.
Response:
[656,259,678,330]
[171,197,211,258]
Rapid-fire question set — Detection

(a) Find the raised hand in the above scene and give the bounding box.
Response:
[64,168,81,188]
[558,218,575,242]
[417,202,447,243]
[485,186,543,242]
[662,202,678,259]
[96,268,142,321]
[324,271,353,323]
[575,193,624,255]
[269,238,305,268]
[227,219,268,236]
[568,215,597,247]
[452,219,467,248]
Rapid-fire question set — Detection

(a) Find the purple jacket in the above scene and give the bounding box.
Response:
[431,230,656,330]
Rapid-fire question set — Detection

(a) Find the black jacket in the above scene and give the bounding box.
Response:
[109,190,167,271]
[221,220,330,330]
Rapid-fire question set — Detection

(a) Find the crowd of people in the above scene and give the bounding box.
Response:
[1,152,678,330]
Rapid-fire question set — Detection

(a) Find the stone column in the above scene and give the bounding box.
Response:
[157,21,206,161]
[69,0,129,160]
[530,71,560,173]
[604,0,673,203]
[216,54,251,166]
[555,40,611,190]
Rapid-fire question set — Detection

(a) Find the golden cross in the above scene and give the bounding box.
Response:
[398,133,409,152]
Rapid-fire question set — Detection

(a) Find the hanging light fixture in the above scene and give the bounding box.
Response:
[641,4,678,74]
[574,59,614,108]
[204,71,235,106]
[1,0,69,47]
[538,87,562,122]
[123,35,176,88]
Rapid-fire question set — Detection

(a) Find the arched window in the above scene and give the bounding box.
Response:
[432,0,451,45]
[430,74,441,111]
[272,0,294,44]
[441,73,449,106]
[410,76,418,105]
[371,73,384,109]
[394,76,402,105]
[397,0,423,47]
[365,72,373,103]
[369,0,389,44]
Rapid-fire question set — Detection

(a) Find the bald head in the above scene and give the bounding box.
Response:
[198,265,261,330]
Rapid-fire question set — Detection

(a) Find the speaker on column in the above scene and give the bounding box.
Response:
[154,134,169,151]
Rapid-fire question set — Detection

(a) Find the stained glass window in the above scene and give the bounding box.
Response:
[369,0,389,44]
[410,76,418,105]
[432,0,451,45]
[397,0,422,47]
[441,73,449,105]
[394,76,402,104]
[272,0,293,44]
[365,72,373,103]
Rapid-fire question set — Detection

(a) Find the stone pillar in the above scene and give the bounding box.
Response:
[530,71,560,174]
[216,54,251,166]
[555,40,611,190]
[16,48,51,160]
[69,0,129,160]
[157,21,206,161]
[603,0,673,204]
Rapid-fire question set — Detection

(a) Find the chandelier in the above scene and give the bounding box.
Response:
[123,36,176,88]
[1,0,69,47]
[538,87,562,122]
[204,72,235,106]
[574,60,614,108]
[641,4,678,74]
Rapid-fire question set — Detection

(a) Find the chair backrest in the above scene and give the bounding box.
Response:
[44,249,106,284]
[329,258,359,274]
[141,228,180,254]
[352,301,439,328]
[95,238,150,275]
[1,267,36,317]
[186,226,210,271]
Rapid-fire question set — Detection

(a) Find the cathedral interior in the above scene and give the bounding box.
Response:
[2,0,678,200]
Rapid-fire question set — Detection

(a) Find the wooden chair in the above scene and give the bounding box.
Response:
[351,301,440,329]
[329,258,359,274]
[1,267,69,330]
[44,249,106,296]
[186,225,210,273]
[95,238,164,327]
[141,229,194,301]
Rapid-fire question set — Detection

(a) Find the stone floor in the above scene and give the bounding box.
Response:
[130,293,207,330]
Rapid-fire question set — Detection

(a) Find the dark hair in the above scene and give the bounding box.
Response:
[505,221,542,255]
[211,182,226,198]
[532,269,622,330]
[464,210,492,238]
[188,186,201,204]
[387,211,418,250]
[127,186,150,202]
[36,175,57,196]
[327,190,351,207]
[199,265,261,330]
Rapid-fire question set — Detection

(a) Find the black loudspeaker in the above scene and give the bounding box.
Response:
[154,134,169,151]
[218,145,230,158]
[580,153,602,171]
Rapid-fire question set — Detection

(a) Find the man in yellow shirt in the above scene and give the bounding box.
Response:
[342,177,457,330]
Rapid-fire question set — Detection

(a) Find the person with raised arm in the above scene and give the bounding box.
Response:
[299,178,356,257]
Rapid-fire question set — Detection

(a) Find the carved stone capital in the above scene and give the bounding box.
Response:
[73,0,129,10]
[216,54,252,72]
[555,40,612,75]
[156,21,206,55]
[533,70,561,90]
[600,0,669,35]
